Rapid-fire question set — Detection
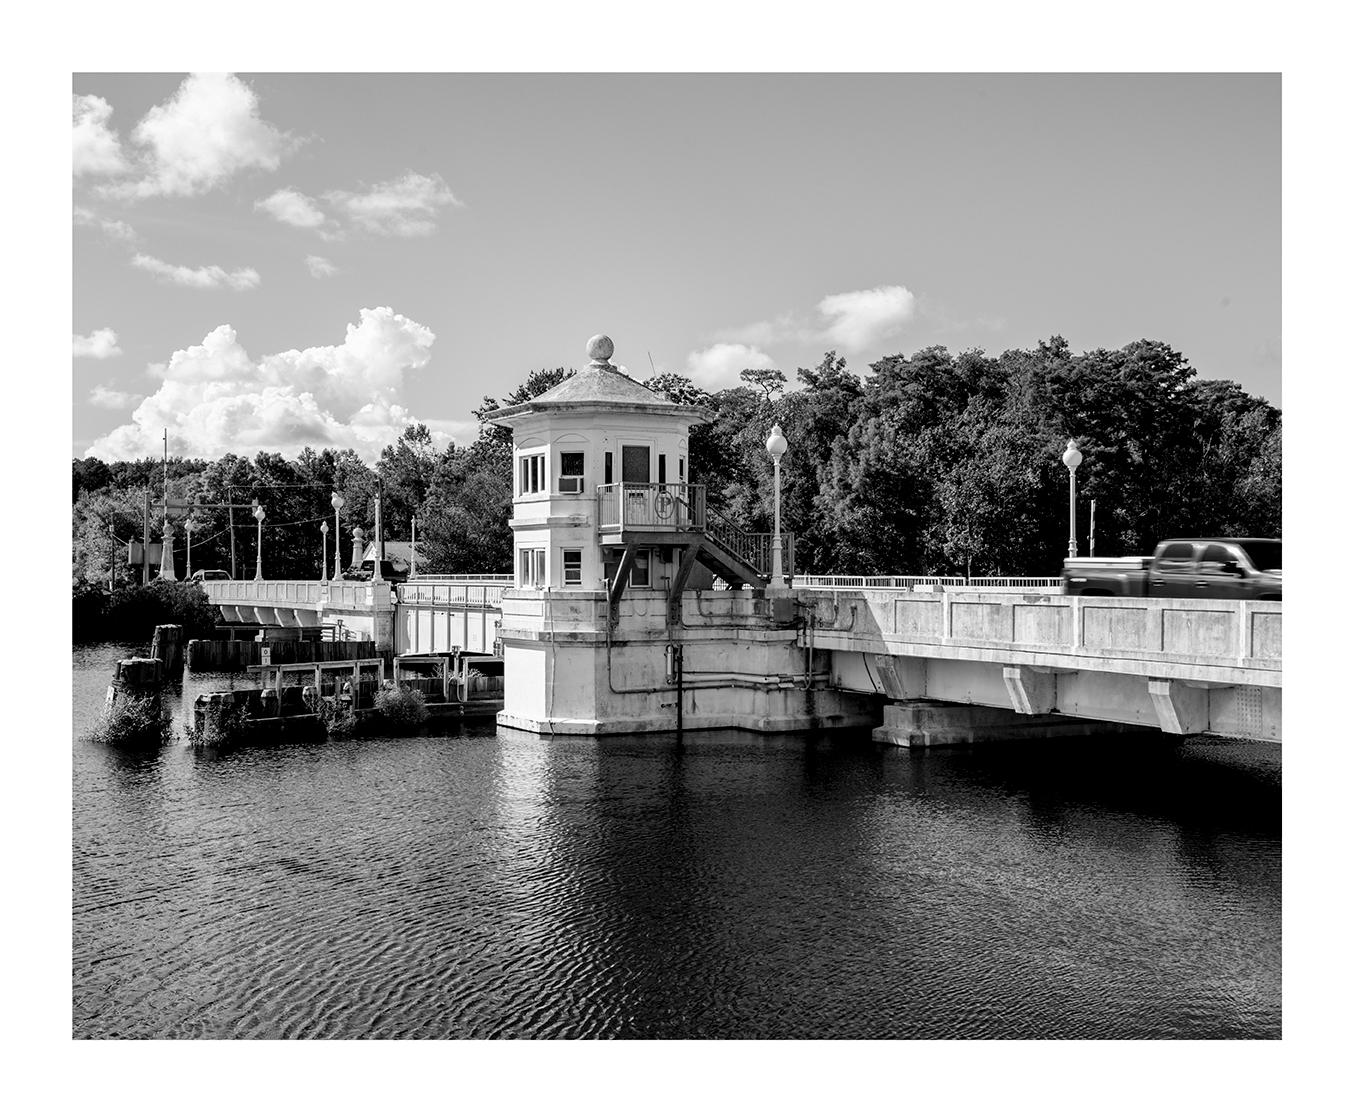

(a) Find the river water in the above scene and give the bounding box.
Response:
[73,643,1280,1039]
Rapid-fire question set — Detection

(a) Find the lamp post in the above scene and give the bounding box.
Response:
[184,517,195,579]
[766,423,788,588]
[320,521,330,583]
[253,501,266,580]
[372,487,385,584]
[1061,438,1083,559]
[330,491,345,580]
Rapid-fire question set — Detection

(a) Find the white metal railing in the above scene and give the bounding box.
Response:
[796,575,1061,591]
[598,482,706,530]
[797,575,965,590]
[409,573,514,584]
[396,582,506,608]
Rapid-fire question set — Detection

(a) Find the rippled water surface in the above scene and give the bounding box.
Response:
[73,643,1280,1039]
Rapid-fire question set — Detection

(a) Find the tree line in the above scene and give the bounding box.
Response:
[72,335,1280,586]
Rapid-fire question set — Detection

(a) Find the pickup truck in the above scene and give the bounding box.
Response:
[1063,537,1281,600]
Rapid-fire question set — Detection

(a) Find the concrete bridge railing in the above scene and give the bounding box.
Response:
[804,590,1280,682]
[201,579,324,606]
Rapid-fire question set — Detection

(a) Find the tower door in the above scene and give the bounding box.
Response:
[621,445,651,484]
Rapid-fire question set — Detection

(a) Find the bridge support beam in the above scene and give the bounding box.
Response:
[1147,679,1209,735]
[1002,665,1057,715]
[873,699,1152,749]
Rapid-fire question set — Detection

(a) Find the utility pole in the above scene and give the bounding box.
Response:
[141,488,151,584]
[410,515,417,579]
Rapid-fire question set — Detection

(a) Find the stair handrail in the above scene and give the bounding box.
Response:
[704,507,794,579]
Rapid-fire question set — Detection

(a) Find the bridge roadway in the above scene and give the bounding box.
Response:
[200,578,1281,742]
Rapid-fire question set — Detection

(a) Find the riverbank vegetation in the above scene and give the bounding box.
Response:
[73,336,1280,581]
[73,580,219,644]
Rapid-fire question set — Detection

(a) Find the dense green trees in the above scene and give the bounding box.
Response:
[72,336,1280,588]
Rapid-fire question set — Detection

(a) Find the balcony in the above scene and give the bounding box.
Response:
[598,483,706,532]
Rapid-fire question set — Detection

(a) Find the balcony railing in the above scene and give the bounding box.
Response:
[598,483,706,531]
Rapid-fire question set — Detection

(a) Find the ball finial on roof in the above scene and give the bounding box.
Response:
[586,334,614,365]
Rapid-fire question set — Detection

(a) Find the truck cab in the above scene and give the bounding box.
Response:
[1148,538,1281,600]
[1064,537,1281,600]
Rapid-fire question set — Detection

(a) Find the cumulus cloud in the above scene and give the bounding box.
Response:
[89,385,139,409]
[73,94,129,176]
[73,328,122,359]
[685,343,777,390]
[256,187,329,230]
[104,73,292,199]
[132,253,261,291]
[305,254,338,279]
[817,285,916,351]
[324,171,461,236]
[708,285,917,358]
[86,307,436,462]
[73,206,136,241]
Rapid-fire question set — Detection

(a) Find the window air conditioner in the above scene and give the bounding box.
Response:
[559,476,584,494]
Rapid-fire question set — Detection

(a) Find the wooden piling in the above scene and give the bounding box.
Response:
[150,624,185,676]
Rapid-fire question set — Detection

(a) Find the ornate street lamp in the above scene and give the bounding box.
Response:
[766,424,788,588]
[253,501,266,580]
[1062,438,1083,559]
[330,491,346,580]
[184,517,195,579]
[320,520,330,583]
[372,487,385,584]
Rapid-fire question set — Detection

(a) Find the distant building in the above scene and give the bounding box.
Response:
[359,539,425,576]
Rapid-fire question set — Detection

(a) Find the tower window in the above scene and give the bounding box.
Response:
[562,549,582,585]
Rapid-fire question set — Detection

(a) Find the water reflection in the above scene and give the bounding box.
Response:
[72,647,1280,1039]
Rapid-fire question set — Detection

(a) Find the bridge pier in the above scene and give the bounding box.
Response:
[872,699,1153,749]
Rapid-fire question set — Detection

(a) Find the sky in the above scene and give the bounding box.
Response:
[72,72,1280,461]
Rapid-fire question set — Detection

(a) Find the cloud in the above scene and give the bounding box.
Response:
[73,328,122,359]
[685,343,777,390]
[305,254,338,279]
[256,187,330,230]
[817,285,916,351]
[73,206,136,241]
[105,73,292,199]
[73,94,129,176]
[711,284,919,357]
[324,171,461,236]
[89,385,140,409]
[714,313,805,348]
[132,253,260,291]
[86,307,437,462]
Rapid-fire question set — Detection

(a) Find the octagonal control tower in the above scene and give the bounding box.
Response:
[483,334,875,736]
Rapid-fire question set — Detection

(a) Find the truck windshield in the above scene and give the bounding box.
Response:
[1238,541,1281,571]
